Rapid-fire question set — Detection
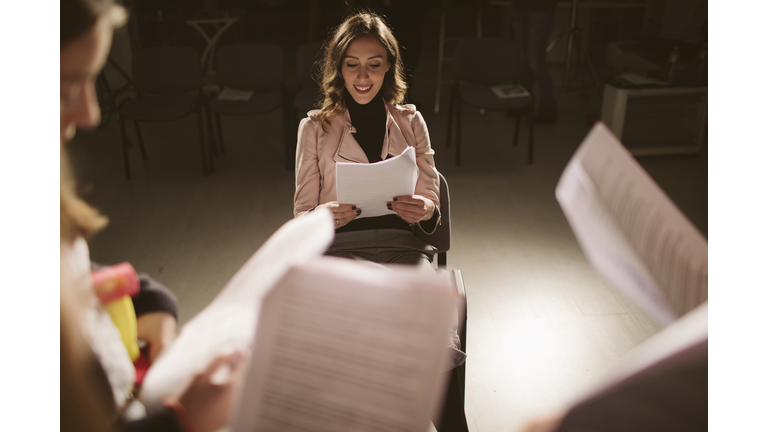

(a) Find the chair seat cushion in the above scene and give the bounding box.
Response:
[209,90,282,115]
[120,94,199,121]
[293,86,322,112]
[458,82,533,111]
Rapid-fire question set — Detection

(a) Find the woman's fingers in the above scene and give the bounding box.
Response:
[328,203,361,228]
[332,205,360,220]
[388,195,433,223]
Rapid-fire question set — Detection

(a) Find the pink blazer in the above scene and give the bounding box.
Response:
[293,102,440,233]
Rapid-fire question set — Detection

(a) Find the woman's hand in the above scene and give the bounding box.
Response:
[316,201,361,229]
[516,412,564,432]
[176,350,249,432]
[136,311,177,363]
[388,195,435,224]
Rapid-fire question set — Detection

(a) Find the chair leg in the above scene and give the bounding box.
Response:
[206,108,219,158]
[215,113,225,155]
[446,85,456,149]
[528,117,535,165]
[455,101,463,166]
[204,106,216,173]
[134,121,148,161]
[119,115,131,180]
[513,115,521,147]
[438,251,447,269]
[196,106,210,176]
[283,100,294,170]
[433,367,469,432]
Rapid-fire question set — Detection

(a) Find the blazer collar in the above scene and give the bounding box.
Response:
[333,102,406,164]
[382,105,409,160]
[333,109,368,163]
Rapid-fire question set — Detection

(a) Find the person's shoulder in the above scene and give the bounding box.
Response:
[298,110,323,139]
[391,103,418,116]
[305,109,322,121]
[300,110,323,131]
[389,103,426,131]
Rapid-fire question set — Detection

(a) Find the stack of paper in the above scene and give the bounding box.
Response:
[336,146,418,218]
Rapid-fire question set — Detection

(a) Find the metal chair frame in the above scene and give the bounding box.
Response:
[415,173,469,430]
[118,46,210,180]
[445,38,536,166]
[207,43,293,170]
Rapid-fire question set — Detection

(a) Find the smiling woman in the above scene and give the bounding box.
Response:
[341,34,391,104]
[295,10,440,265]
[292,10,468,432]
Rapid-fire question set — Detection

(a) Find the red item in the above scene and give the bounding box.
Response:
[133,349,150,385]
[91,262,140,305]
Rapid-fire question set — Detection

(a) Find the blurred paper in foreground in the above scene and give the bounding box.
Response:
[141,209,336,410]
[555,122,707,325]
[141,207,459,432]
[231,258,456,432]
[550,122,707,431]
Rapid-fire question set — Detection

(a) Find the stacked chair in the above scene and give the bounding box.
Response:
[118,47,210,180]
[208,43,292,170]
[292,41,325,120]
[446,38,536,165]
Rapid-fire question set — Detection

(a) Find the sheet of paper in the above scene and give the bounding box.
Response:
[230,256,458,432]
[490,83,531,99]
[555,122,708,325]
[619,72,670,86]
[140,209,336,412]
[570,302,707,407]
[218,86,254,101]
[336,146,418,218]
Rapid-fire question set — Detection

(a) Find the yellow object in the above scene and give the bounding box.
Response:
[105,296,141,361]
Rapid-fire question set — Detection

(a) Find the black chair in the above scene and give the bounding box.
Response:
[208,43,292,169]
[292,41,324,118]
[414,172,469,432]
[118,47,209,180]
[446,38,536,165]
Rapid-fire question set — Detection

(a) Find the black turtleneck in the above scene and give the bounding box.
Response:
[344,88,387,163]
[337,88,439,235]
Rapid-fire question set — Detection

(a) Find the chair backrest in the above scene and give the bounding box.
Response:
[132,47,202,95]
[295,41,324,88]
[414,172,451,254]
[454,38,524,86]
[216,43,284,91]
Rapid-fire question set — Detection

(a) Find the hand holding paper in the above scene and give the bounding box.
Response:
[387,194,435,223]
[314,202,360,229]
[175,350,249,432]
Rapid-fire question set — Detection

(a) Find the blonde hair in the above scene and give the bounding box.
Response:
[60,0,123,242]
[60,150,108,242]
[61,0,127,45]
[317,11,407,130]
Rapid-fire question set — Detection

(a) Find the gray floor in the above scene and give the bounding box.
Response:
[69,10,707,432]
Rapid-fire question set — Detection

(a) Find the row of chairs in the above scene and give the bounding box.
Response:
[118,42,324,180]
[117,38,536,180]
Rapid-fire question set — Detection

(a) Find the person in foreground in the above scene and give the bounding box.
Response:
[60,1,245,430]
[293,11,467,432]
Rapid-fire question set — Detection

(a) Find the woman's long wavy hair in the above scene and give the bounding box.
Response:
[60,0,125,242]
[317,11,407,130]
